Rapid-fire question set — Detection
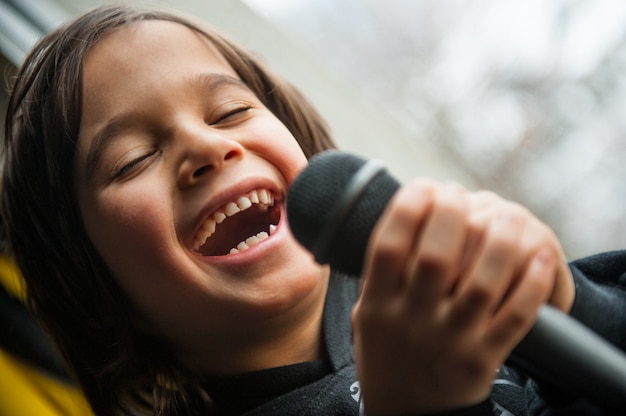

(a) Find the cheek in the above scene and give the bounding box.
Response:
[253,119,309,184]
[81,186,173,278]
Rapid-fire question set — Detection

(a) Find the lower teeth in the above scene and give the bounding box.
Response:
[229,224,277,254]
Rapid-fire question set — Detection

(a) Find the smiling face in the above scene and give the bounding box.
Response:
[74,20,328,373]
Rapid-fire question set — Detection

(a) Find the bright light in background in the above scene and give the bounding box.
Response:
[559,0,626,78]
[243,0,312,18]
[243,0,626,258]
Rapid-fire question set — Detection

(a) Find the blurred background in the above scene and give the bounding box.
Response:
[2,0,625,259]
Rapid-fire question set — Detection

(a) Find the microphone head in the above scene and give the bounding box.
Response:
[287,150,400,275]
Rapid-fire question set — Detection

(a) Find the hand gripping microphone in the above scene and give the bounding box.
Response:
[287,149,626,410]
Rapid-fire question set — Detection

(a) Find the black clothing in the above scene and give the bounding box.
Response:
[205,250,626,415]
[204,360,333,415]
[204,275,361,415]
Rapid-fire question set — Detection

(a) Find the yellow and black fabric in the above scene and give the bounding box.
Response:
[0,255,93,415]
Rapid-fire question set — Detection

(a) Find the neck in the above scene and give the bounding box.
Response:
[184,270,330,377]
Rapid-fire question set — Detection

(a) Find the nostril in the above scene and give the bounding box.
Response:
[193,166,209,178]
[190,150,239,179]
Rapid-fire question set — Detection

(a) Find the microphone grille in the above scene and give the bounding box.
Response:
[287,150,399,275]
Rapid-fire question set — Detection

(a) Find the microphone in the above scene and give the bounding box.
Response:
[287,149,626,410]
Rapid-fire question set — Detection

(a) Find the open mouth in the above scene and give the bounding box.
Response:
[193,189,280,256]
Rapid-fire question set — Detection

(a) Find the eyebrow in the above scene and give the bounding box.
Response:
[84,112,138,184]
[83,73,250,184]
[188,72,249,94]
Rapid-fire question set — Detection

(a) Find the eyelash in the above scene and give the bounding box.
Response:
[114,149,158,179]
[212,105,252,125]
[110,105,251,180]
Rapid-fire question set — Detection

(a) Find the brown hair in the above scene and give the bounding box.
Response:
[1,4,335,415]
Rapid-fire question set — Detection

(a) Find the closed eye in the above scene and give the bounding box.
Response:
[113,149,159,180]
[211,105,252,125]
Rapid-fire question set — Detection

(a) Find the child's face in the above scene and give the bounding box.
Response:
[73,21,327,361]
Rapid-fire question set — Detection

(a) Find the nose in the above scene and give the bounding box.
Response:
[176,124,244,187]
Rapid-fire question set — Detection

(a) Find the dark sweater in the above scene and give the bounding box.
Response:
[204,250,626,415]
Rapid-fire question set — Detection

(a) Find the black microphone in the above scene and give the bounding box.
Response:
[287,149,626,410]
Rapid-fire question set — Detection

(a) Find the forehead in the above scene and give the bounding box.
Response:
[85,18,233,67]
[79,19,240,138]
[82,19,238,102]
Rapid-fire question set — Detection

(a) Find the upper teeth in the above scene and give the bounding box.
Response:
[193,189,276,253]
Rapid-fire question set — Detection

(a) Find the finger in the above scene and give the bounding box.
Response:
[463,190,506,276]
[449,210,526,331]
[516,216,575,313]
[522,225,574,313]
[549,261,575,312]
[405,183,470,310]
[485,248,556,358]
[360,179,434,302]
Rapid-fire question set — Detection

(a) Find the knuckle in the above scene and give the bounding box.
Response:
[437,185,469,212]
[382,186,431,227]
[471,190,500,207]
[489,229,519,252]
[506,202,529,219]
[478,190,499,201]
[481,230,520,265]
[370,235,405,266]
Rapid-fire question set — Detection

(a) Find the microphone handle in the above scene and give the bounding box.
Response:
[509,304,626,411]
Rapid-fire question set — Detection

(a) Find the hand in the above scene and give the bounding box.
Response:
[467,189,574,313]
[351,180,574,415]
